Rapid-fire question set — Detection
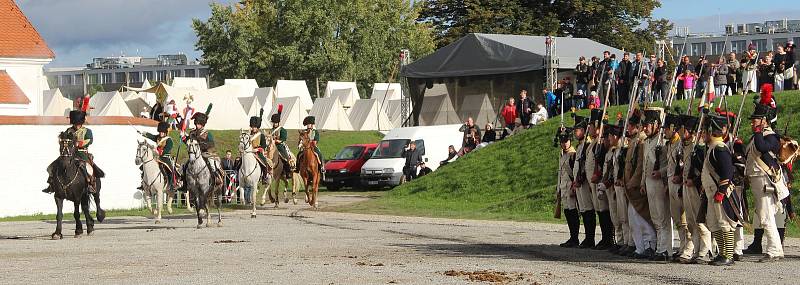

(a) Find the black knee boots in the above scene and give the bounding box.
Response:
[778,228,786,246]
[579,210,596,248]
[593,210,614,250]
[743,228,764,254]
[560,209,580,248]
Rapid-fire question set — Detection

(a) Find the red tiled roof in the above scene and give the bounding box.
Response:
[0,0,55,59]
[0,116,158,126]
[0,70,30,104]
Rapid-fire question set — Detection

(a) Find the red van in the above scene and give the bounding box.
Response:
[323,143,378,190]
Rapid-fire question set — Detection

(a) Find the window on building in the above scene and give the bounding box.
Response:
[794,37,800,46]
[170,70,181,79]
[129,72,141,83]
[673,43,686,55]
[115,72,126,83]
[61,75,74,86]
[711,41,726,55]
[198,68,209,78]
[101,73,112,84]
[773,38,788,50]
[184,69,196,77]
[731,40,747,54]
[74,74,84,85]
[691,43,706,56]
[142,71,154,82]
[88,74,99,84]
[753,39,768,52]
[156,70,167,81]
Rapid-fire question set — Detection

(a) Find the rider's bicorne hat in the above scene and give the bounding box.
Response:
[192,104,213,126]
[271,104,283,124]
[250,108,264,128]
[68,110,86,125]
[303,116,315,126]
[157,121,169,133]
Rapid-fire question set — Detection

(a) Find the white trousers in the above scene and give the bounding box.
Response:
[629,204,656,254]
[645,177,674,254]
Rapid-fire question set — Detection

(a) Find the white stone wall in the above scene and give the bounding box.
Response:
[0,57,52,116]
[0,124,155,217]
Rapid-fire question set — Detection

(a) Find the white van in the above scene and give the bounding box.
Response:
[360,124,463,188]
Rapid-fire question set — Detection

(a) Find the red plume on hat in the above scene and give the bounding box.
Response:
[759,83,773,106]
[80,94,90,112]
[277,104,283,115]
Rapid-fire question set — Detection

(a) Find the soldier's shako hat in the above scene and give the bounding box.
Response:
[749,103,771,119]
[249,116,261,128]
[68,110,86,125]
[679,115,699,132]
[157,121,169,133]
[662,113,680,129]
[643,107,663,124]
[605,124,622,137]
[303,116,315,126]
[706,114,729,133]
[589,109,603,126]
[192,112,208,126]
[572,114,588,129]
[627,109,642,125]
[556,127,573,143]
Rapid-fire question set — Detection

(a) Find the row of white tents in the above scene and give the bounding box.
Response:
[41,77,500,131]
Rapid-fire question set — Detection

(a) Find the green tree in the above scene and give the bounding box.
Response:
[419,0,672,53]
[88,84,104,96]
[193,0,434,97]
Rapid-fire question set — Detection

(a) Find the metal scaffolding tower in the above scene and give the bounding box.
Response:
[545,36,558,92]
[399,49,412,127]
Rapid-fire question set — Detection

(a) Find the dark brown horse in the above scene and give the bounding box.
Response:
[298,130,320,208]
[49,131,101,239]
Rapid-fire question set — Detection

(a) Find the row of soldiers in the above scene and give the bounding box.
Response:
[556,98,792,266]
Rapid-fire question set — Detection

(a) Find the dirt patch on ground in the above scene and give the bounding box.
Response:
[443,270,529,283]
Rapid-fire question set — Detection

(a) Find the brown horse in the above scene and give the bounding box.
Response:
[262,134,300,207]
[298,130,320,208]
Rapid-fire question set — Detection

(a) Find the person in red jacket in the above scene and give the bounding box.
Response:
[500,98,517,139]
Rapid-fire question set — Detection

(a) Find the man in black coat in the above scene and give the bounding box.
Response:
[616,52,632,105]
[516,89,534,128]
[403,142,422,181]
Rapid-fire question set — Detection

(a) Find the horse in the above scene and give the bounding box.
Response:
[238,130,270,217]
[262,133,300,207]
[298,130,320,208]
[135,140,174,224]
[49,131,101,239]
[184,138,222,228]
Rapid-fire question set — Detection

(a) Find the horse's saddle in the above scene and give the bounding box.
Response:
[156,159,177,184]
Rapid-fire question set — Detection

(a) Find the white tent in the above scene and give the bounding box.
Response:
[329,88,357,110]
[172,77,208,90]
[457,94,496,128]
[370,83,402,105]
[418,94,460,126]
[224,79,259,91]
[384,99,405,127]
[120,91,139,101]
[125,97,150,118]
[309,97,354,131]
[89,91,134,117]
[324,81,359,107]
[275,80,313,112]
[349,99,394,131]
[238,96,262,117]
[138,80,157,106]
[42,88,73,116]
[254,87,275,107]
[188,85,251,130]
[269,96,308,129]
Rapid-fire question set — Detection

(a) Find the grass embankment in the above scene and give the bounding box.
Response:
[331,90,800,237]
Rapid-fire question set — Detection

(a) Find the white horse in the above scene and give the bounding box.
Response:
[238,130,271,217]
[135,140,174,224]
[185,138,222,228]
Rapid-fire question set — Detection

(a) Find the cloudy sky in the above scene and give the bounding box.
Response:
[16,0,800,67]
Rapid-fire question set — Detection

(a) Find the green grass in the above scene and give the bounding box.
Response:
[169,130,384,163]
[331,90,800,237]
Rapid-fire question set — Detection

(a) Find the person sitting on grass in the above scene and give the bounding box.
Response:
[418,161,433,177]
[440,145,458,166]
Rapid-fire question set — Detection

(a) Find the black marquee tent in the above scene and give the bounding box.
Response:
[401,33,624,126]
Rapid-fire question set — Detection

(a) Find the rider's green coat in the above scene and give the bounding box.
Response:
[69,125,92,161]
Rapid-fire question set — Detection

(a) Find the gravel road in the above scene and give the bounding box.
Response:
[1,193,798,285]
